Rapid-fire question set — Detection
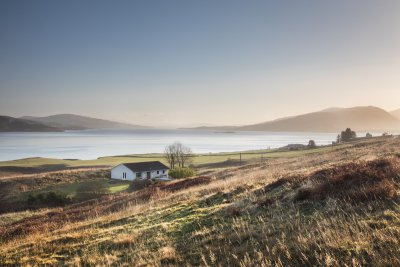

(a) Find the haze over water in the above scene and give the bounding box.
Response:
[0,129,341,161]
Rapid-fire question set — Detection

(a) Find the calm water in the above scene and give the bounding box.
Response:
[0,129,339,161]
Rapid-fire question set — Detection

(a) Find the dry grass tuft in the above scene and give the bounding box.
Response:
[113,233,138,247]
[158,176,212,192]
[159,246,178,265]
[293,158,400,202]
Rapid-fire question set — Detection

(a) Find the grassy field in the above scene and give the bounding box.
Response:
[0,136,399,266]
[0,145,346,171]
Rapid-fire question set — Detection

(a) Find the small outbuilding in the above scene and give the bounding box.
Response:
[111,161,170,181]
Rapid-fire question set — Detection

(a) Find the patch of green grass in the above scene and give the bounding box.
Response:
[108,183,130,193]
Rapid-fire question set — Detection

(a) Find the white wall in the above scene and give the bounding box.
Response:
[111,165,169,180]
[111,164,135,181]
[133,169,169,179]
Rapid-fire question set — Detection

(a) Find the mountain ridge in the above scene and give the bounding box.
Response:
[391,108,400,120]
[190,106,400,132]
[20,114,149,130]
[0,116,63,132]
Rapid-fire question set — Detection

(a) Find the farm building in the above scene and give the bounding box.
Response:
[111,161,170,181]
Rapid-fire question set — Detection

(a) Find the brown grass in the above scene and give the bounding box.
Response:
[0,176,214,241]
[294,158,400,202]
[1,136,400,266]
[158,176,212,192]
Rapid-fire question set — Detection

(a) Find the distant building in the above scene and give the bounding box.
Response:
[111,161,170,181]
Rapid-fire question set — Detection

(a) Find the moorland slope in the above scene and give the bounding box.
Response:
[1,136,400,266]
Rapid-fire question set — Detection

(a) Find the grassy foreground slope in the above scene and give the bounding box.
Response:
[1,137,400,266]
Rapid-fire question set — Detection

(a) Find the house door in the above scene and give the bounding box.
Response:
[146,172,151,179]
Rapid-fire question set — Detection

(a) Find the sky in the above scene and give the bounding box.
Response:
[0,0,399,127]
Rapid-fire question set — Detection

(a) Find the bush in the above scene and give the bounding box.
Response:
[76,181,108,200]
[46,191,70,205]
[307,140,316,149]
[27,191,70,206]
[339,128,357,142]
[168,167,196,179]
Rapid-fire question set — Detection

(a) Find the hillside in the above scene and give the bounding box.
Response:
[239,106,400,132]
[391,108,400,120]
[21,114,148,130]
[0,136,399,266]
[194,106,400,132]
[0,116,62,132]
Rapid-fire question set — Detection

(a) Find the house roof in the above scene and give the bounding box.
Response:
[120,161,170,172]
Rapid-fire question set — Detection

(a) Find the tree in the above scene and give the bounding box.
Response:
[164,142,193,168]
[340,128,357,142]
[164,145,177,169]
[366,133,372,138]
[307,140,316,149]
[336,134,341,143]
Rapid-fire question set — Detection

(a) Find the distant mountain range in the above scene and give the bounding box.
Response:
[0,114,148,132]
[20,114,148,131]
[2,106,400,132]
[191,106,400,132]
[0,116,62,132]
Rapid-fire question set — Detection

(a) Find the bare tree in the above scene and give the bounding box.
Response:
[164,145,177,169]
[164,142,193,168]
[177,143,193,167]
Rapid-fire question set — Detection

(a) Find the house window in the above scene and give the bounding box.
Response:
[157,171,159,174]
[162,170,165,174]
[136,172,142,178]
[123,172,126,179]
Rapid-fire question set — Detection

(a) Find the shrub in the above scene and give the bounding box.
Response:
[76,181,108,200]
[307,140,316,149]
[168,167,196,179]
[26,191,70,206]
[339,128,357,142]
[45,191,70,205]
[27,194,37,204]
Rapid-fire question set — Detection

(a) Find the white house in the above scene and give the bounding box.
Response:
[111,161,170,181]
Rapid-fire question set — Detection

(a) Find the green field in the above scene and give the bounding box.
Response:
[0,144,347,169]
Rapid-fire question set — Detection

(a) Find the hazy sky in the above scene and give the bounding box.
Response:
[1,1,399,127]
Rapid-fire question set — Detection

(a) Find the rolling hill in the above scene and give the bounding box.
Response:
[21,114,148,130]
[193,106,400,132]
[391,108,400,120]
[0,116,62,132]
